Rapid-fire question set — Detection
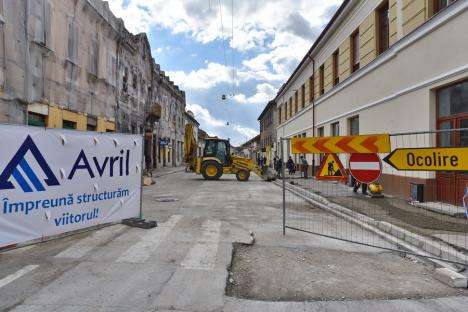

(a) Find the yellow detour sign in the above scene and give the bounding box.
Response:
[291,134,390,154]
[384,147,468,171]
[316,154,348,181]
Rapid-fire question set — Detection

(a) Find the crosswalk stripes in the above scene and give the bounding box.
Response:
[55,224,126,259]
[0,265,39,289]
[1,215,220,290]
[116,215,183,263]
[181,220,221,270]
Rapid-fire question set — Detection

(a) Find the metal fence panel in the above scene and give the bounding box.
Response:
[281,128,468,266]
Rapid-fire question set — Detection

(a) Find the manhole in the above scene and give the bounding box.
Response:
[152,195,178,202]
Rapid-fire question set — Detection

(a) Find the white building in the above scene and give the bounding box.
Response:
[276,0,468,203]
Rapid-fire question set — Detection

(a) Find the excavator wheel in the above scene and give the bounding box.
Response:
[236,169,250,182]
[201,160,223,180]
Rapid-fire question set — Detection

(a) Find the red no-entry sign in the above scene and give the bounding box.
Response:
[348,153,382,183]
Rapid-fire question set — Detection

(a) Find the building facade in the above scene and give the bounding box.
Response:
[258,100,277,167]
[151,65,186,168]
[276,0,468,203]
[240,134,260,160]
[0,0,119,131]
[0,0,189,168]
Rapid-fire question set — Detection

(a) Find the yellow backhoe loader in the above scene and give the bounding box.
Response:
[184,124,276,181]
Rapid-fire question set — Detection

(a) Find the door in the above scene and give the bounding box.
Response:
[437,117,468,205]
[456,118,468,203]
[436,79,468,205]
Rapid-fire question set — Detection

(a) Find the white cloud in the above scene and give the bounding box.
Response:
[233,83,277,105]
[168,63,234,90]
[187,103,258,143]
[232,125,259,139]
[186,103,225,128]
[152,48,163,54]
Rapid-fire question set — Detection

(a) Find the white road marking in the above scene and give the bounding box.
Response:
[349,162,381,170]
[181,243,219,270]
[181,219,221,270]
[201,220,221,242]
[55,225,126,259]
[0,265,39,289]
[116,215,182,263]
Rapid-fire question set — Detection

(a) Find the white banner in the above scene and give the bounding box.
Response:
[0,124,142,247]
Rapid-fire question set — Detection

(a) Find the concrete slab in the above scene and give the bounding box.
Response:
[223,298,305,312]
[432,233,468,252]
[10,305,130,312]
[24,262,176,310]
[414,202,467,218]
[434,268,468,288]
[153,268,227,312]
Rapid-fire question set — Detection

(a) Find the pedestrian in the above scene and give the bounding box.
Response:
[353,179,368,195]
[301,155,308,179]
[256,155,261,166]
[287,156,295,175]
[262,155,267,167]
[273,156,278,170]
[276,157,283,178]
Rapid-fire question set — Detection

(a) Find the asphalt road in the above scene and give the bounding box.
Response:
[0,172,467,312]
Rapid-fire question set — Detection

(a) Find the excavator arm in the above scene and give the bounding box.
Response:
[184,123,198,171]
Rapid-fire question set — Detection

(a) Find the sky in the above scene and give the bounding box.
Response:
[107,0,343,146]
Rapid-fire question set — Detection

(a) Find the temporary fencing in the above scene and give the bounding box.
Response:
[281,128,468,266]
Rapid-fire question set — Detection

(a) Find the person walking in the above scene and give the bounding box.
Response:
[276,157,282,178]
[301,155,308,179]
[287,156,295,176]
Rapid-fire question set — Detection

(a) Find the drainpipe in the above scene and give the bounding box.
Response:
[115,30,121,133]
[23,0,31,125]
[307,54,316,175]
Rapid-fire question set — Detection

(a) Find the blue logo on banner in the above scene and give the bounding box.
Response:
[0,135,60,193]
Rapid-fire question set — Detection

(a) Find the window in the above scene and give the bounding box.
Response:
[122,67,128,93]
[331,122,340,136]
[289,97,292,116]
[28,112,46,127]
[294,91,298,112]
[67,17,79,63]
[107,53,117,86]
[31,0,53,47]
[433,0,457,15]
[351,30,360,72]
[438,80,468,117]
[89,37,99,76]
[348,116,359,135]
[317,127,324,137]
[301,84,305,108]
[63,120,76,130]
[319,65,324,95]
[333,50,339,85]
[278,106,282,124]
[309,75,314,102]
[284,102,288,120]
[378,1,390,55]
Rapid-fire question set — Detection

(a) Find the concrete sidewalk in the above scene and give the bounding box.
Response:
[148,165,186,178]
